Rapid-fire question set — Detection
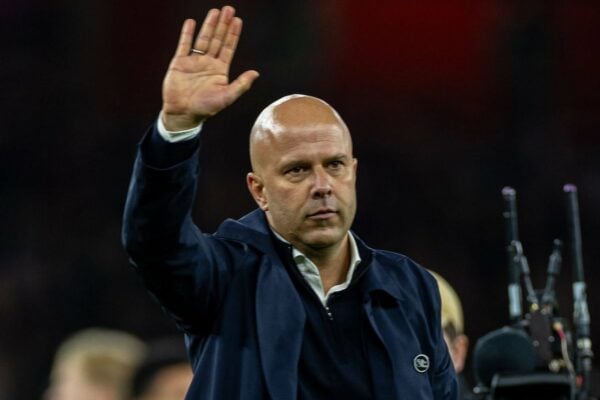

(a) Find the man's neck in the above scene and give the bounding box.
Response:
[269,227,354,295]
[296,235,351,294]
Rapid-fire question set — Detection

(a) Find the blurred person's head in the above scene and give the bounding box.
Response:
[131,336,192,400]
[45,328,146,400]
[430,271,469,374]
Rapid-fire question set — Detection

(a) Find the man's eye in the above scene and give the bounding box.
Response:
[286,166,306,175]
[329,161,344,169]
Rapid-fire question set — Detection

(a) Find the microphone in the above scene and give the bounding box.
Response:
[512,240,539,309]
[472,326,536,388]
[564,184,593,398]
[502,187,522,322]
[563,184,590,337]
[541,239,562,309]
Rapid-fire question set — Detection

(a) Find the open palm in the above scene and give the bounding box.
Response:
[161,6,259,131]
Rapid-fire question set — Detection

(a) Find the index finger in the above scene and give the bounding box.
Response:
[174,19,197,57]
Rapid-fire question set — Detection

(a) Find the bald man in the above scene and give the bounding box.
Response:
[122,5,457,400]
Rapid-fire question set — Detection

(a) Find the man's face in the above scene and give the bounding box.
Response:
[248,114,357,254]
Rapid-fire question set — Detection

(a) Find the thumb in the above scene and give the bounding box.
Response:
[225,70,260,103]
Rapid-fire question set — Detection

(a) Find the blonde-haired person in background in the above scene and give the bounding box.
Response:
[430,271,472,399]
[44,327,146,400]
[130,336,192,400]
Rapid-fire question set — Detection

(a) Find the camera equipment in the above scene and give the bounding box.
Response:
[471,185,594,400]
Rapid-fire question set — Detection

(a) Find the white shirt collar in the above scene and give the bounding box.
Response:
[271,230,362,306]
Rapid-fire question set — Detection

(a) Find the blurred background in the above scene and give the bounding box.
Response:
[1,0,599,398]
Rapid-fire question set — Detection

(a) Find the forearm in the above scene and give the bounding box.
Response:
[122,124,202,262]
[122,124,230,332]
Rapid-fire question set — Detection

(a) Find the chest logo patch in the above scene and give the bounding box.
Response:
[413,354,430,373]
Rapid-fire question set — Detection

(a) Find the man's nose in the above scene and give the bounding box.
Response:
[311,168,332,198]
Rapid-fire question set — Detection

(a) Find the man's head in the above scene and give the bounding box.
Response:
[431,271,469,374]
[45,328,146,400]
[247,95,357,255]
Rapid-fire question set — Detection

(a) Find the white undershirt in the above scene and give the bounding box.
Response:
[157,112,203,142]
[272,231,362,306]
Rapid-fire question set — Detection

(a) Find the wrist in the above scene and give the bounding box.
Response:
[160,110,205,131]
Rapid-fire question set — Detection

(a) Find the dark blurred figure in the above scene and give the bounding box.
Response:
[131,337,193,400]
[432,271,472,399]
[44,328,146,400]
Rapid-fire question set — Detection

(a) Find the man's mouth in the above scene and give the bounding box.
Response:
[307,209,337,220]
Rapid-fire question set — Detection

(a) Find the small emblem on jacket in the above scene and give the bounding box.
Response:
[413,354,430,373]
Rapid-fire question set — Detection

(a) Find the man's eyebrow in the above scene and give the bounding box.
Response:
[278,153,350,171]
[327,153,349,161]
[278,158,310,172]
[321,154,350,165]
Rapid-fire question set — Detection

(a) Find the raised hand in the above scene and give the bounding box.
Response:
[161,6,259,131]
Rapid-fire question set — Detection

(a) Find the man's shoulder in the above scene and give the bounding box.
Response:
[377,249,435,282]
[213,209,273,252]
[362,244,439,302]
[360,241,431,281]
[352,233,434,284]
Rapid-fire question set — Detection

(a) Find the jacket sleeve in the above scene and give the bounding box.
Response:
[121,124,241,335]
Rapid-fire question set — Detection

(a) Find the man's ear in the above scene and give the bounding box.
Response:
[246,172,269,211]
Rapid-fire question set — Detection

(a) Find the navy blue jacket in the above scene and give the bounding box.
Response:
[122,129,457,399]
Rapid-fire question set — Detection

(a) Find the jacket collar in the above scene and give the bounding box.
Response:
[218,209,405,303]
[214,209,273,251]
